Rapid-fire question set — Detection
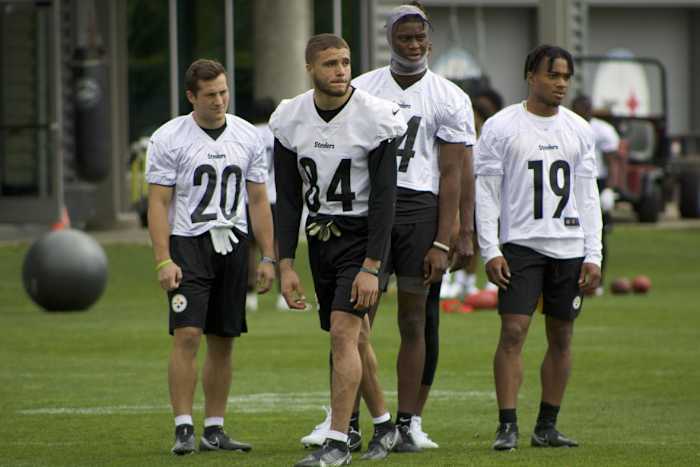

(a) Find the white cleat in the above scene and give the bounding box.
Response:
[277,294,291,311]
[300,406,332,448]
[410,416,439,449]
[439,274,461,299]
[246,292,258,312]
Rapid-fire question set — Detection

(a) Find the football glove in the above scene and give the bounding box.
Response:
[209,226,238,255]
[600,187,616,212]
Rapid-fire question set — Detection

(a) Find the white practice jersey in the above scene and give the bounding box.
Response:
[146,113,267,236]
[269,88,406,216]
[255,123,276,204]
[352,67,475,194]
[475,102,598,252]
[589,117,620,180]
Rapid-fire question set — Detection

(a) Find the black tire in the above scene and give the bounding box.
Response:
[635,183,662,223]
[679,169,700,218]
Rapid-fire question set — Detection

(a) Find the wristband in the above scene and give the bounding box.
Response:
[432,241,450,253]
[360,266,380,276]
[261,256,277,265]
[155,258,173,271]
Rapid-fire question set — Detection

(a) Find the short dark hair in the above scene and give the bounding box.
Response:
[523,45,574,80]
[305,34,350,65]
[185,59,226,95]
[476,88,504,113]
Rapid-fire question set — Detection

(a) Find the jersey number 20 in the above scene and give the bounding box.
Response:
[190,164,242,223]
[300,157,356,212]
[528,160,571,219]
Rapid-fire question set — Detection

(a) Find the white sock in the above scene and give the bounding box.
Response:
[326,430,348,443]
[204,416,224,428]
[174,414,193,426]
[372,412,391,424]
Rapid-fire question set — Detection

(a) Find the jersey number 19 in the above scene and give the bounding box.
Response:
[528,159,571,219]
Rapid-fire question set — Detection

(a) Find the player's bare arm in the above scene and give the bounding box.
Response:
[246,181,276,293]
[450,145,475,271]
[351,258,381,310]
[578,262,601,293]
[485,256,511,290]
[147,183,182,291]
[424,141,462,284]
[279,259,307,310]
[357,137,398,309]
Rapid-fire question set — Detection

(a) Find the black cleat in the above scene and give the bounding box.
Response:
[199,426,252,452]
[392,424,422,453]
[347,426,362,452]
[492,423,518,451]
[171,424,196,455]
[531,425,579,448]
[294,439,351,466]
[361,422,399,460]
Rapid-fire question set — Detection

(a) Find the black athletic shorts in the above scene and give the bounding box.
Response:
[498,243,584,321]
[307,215,370,331]
[379,220,437,295]
[167,228,249,337]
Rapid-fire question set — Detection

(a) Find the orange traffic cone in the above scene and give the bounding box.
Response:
[51,207,71,231]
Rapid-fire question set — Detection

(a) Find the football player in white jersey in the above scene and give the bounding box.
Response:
[146,59,276,455]
[572,94,621,296]
[347,2,475,451]
[271,34,407,466]
[475,45,602,451]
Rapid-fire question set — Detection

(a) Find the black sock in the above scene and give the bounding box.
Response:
[203,425,222,437]
[499,408,517,425]
[396,411,413,428]
[536,401,560,428]
[349,412,360,431]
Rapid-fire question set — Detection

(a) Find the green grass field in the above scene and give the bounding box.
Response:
[1,226,699,466]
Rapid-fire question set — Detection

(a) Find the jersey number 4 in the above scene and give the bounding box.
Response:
[299,157,356,212]
[528,160,571,219]
[397,116,421,172]
[190,164,242,223]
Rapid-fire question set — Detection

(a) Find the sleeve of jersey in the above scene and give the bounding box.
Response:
[575,124,598,178]
[246,135,268,184]
[474,126,504,176]
[476,175,503,263]
[366,139,398,261]
[273,138,303,260]
[375,105,408,147]
[463,96,477,147]
[574,176,603,266]
[268,101,293,150]
[145,138,176,186]
[600,123,620,153]
[436,100,469,144]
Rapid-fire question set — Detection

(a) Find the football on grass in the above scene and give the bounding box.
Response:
[632,275,652,294]
[610,277,632,295]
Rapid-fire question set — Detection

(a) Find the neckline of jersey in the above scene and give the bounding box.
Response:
[520,100,560,123]
[388,66,426,93]
[310,88,355,125]
[190,112,229,142]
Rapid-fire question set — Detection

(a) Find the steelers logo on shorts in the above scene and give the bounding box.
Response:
[171,294,188,313]
[572,295,582,311]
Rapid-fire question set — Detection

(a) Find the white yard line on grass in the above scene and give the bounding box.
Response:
[17,389,495,416]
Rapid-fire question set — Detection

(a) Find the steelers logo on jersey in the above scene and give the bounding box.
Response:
[572,295,582,311]
[171,294,188,313]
